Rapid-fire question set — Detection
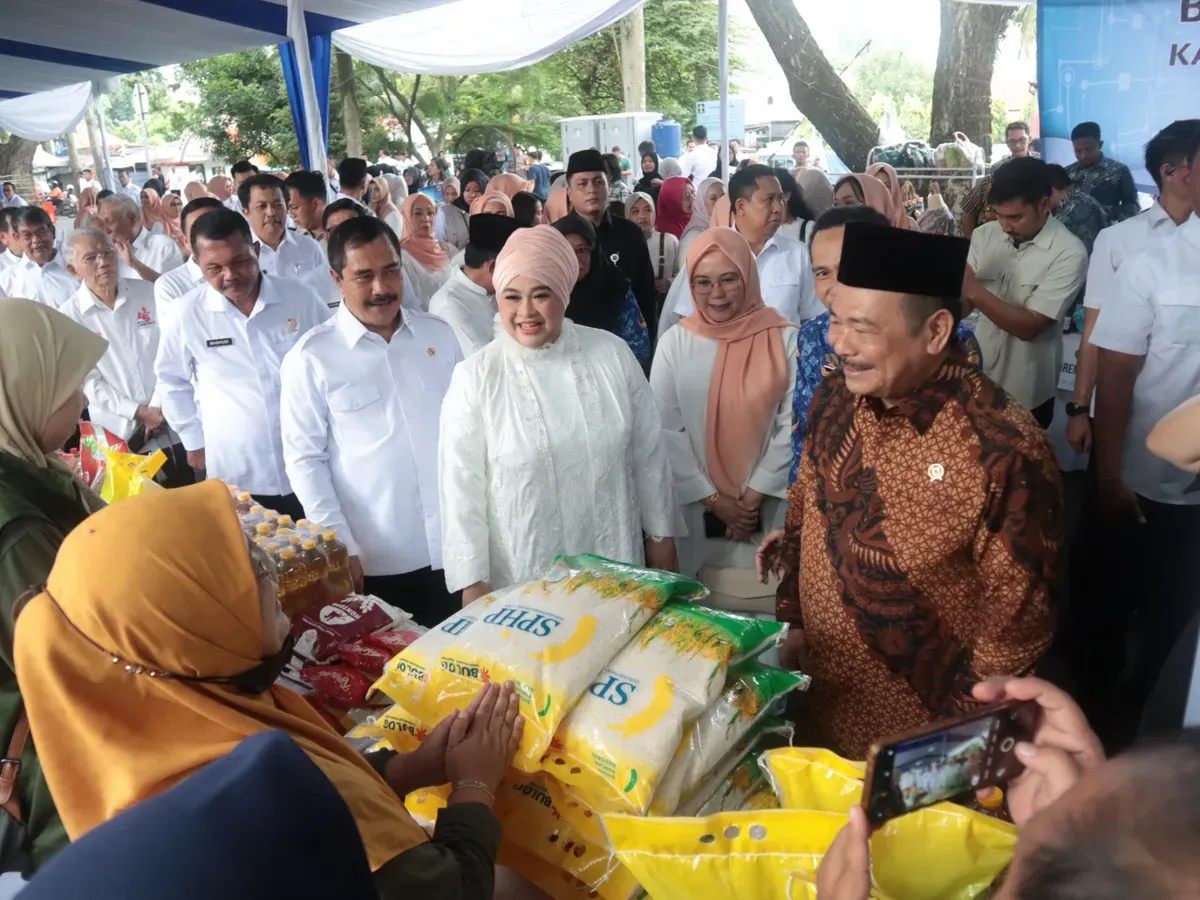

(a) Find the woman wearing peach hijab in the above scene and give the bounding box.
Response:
[543,181,570,224]
[74,187,100,230]
[487,172,533,199]
[649,228,795,585]
[139,187,166,235]
[832,173,898,222]
[679,176,725,259]
[865,162,917,229]
[183,181,212,202]
[14,480,523,899]
[398,193,454,310]
[370,173,406,239]
[438,225,681,601]
[468,191,514,218]
[159,192,187,253]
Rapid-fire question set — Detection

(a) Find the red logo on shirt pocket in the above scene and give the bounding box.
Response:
[136,307,153,326]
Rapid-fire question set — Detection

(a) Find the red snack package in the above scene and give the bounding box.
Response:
[293,595,408,662]
[335,642,391,678]
[363,629,423,656]
[299,665,384,709]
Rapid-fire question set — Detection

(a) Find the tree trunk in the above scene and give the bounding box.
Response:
[929,0,1013,154]
[617,6,647,112]
[0,138,37,199]
[84,103,109,188]
[744,0,879,170]
[66,132,82,190]
[336,50,363,159]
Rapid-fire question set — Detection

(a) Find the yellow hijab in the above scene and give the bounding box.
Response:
[0,298,107,471]
[14,481,427,868]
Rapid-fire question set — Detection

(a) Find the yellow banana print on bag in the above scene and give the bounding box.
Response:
[543,603,790,815]
[372,555,706,772]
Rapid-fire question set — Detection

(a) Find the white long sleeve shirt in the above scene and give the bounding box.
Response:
[154,273,332,494]
[60,278,162,441]
[119,226,184,280]
[649,324,798,577]
[666,228,820,330]
[0,253,79,309]
[438,320,681,593]
[435,204,470,250]
[401,249,454,312]
[256,228,328,280]
[427,266,496,357]
[281,305,462,576]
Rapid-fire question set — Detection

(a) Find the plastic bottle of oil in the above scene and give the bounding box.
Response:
[275,547,309,619]
[240,505,266,536]
[254,523,274,542]
[282,535,317,613]
[235,492,254,516]
[298,539,330,610]
[320,530,354,598]
[275,515,294,533]
[261,510,281,533]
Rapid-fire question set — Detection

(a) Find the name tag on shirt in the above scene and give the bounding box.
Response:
[205,338,234,348]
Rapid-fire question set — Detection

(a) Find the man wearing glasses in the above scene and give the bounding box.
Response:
[998,121,1039,168]
[960,122,1040,239]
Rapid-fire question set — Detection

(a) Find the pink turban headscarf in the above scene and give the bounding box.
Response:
[492,224,579,307]
[544,183,570,224]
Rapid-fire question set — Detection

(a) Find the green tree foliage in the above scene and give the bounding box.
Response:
[848,51,933,144]
[102,72,189,145]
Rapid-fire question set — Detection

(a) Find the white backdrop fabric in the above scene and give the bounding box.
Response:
[333,0,646,75]
[0,82,94,141]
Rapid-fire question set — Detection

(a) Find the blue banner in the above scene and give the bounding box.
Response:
[279,33,332,172]
[1038,0,1200,190]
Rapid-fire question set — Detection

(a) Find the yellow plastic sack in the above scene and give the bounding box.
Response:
[496,774,641,900]
[544,603,784,814]
[373,555,704,772]
[758,747,1018,899]
[498,844,633,900]
[99,448,165,502]
[605,809,840,900]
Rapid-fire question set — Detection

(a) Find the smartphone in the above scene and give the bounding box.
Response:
[861,700,1038,827]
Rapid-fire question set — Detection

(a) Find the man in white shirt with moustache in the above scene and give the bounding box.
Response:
[155,208,330,521]
[59,229,194,487]
[1066,120,1199,456]
[428,213,523,357]
[78,168,101,193]
[98,193,183,282]
[280,216,462,626]
[0,208,79,308]
[117,170,141,200]
[661,164,819,334]
[680,124,719,183]
[238,173,326,280]
[1068,122,1200,744]
[2,183,28,208]
[153,195,225,322]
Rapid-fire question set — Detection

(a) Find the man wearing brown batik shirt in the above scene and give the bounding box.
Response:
[762,222,1063,760]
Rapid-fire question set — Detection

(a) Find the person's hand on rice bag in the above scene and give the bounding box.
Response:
[779,628,808,673]
[816,805,871,900]
[385,686,490,796]
[446,682,523,807]
[971,676,1105,827]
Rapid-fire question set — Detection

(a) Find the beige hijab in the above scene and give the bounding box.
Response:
[0,298,108,471]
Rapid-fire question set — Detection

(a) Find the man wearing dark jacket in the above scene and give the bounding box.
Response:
[564,149,658,343]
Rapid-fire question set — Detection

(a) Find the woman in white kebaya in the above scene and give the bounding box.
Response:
[438,225,681,602]
[649,227,796,594]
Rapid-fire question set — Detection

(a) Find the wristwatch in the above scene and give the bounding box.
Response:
[1065,402,1089,418]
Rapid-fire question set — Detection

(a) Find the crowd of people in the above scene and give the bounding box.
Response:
[0,112,1198,897]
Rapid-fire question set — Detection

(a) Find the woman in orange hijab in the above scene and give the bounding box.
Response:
[543,181,570,224]
[864,163,917,229]
[648,227,795,586]
[398,193,454,310]
[468,190,514,218]
[139,186,165,234]
[15,481,522,899]
[832,173,899,223]
[487,172,533,199]
[160,191,187,253]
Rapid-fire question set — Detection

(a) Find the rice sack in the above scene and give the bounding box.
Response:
[543,604,786,814]
[373,554,706,772]
[759,746,866,813]
[650,663,808,815]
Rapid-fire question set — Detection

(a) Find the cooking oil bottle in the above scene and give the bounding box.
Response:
[320,530,354,598]
[275,547,309,619]
[298,538,330,609]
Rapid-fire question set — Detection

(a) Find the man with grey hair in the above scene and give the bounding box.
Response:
[98,192,183,282]
[0,207,79,308]
[60,229,192,486]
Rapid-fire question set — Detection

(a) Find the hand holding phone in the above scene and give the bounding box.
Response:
[861,700,1039,827]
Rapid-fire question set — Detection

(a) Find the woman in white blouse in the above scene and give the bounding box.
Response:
[435,177,469,250]
[649,227,796,595]
[626,191,680,297]
[439,225,681,602]
[398,194,455,310]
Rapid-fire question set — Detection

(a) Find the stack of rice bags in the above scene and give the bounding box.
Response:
[603,746,1019,899]
[364,554,807,900]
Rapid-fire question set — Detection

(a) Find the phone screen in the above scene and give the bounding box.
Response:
[885,716,999,813]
